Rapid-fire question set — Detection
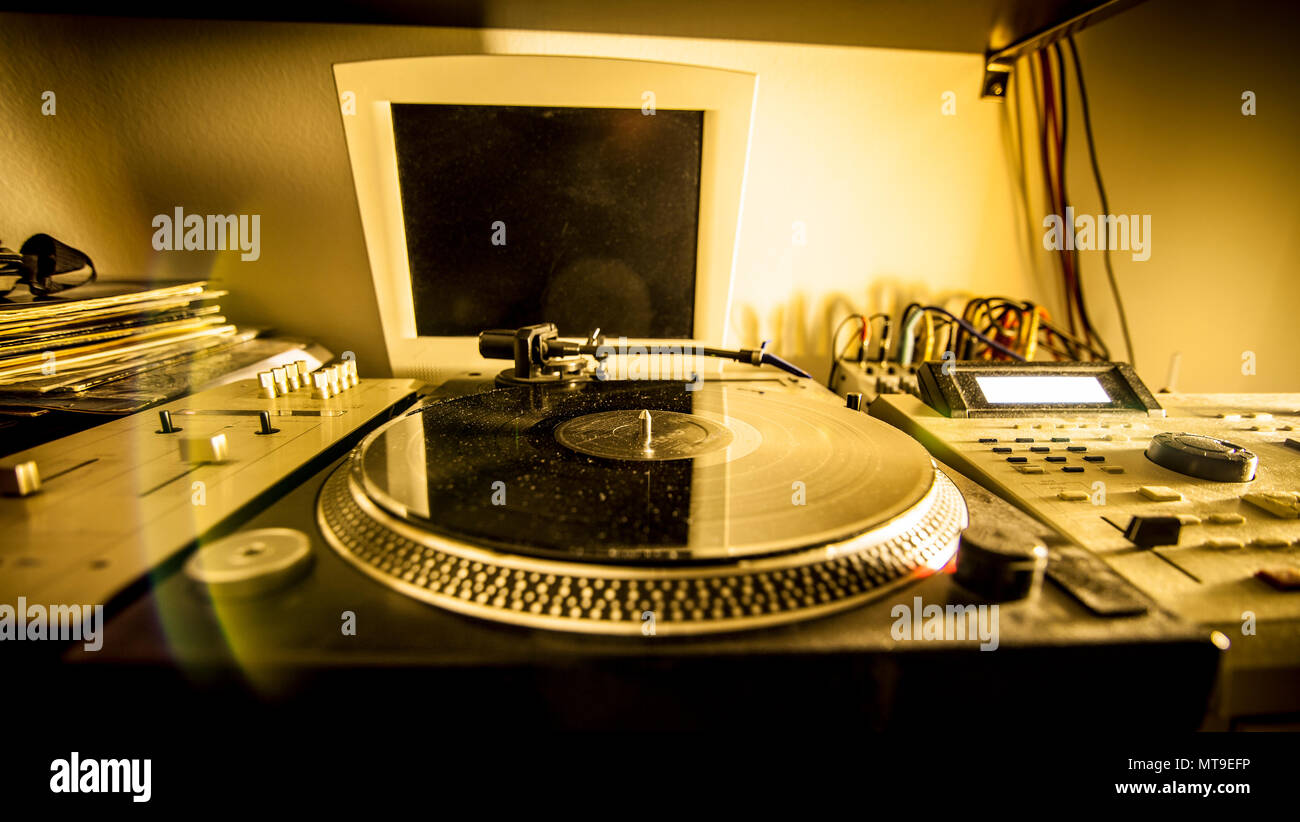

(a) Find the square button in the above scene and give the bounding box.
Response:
[1257,567,1300,590]
[1243,493,1300,519]
[1057,490,1089,501]
[1203,538,1245,549]
[1250,536,1289,548]
[1139,485,1184,502]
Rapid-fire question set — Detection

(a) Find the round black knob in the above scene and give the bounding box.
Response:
[1144,432,1257,482]
[953,522,1048,601]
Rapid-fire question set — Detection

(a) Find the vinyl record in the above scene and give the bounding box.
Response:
[320,379,967,634]
[354,380,935,563]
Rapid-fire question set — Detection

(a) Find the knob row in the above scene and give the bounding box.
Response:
[259,360,359,400]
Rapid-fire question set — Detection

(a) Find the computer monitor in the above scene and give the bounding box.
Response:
[334,55,757,382]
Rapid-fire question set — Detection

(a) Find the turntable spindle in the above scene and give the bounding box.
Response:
[640,409,652,451]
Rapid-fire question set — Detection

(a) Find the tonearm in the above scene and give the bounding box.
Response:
[477,323,811,384]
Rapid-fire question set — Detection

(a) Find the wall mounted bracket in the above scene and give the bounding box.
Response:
[981,0,1148,99]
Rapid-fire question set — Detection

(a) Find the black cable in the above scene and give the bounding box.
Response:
[1054,41,1104,359]
[1061,42,1111,362]
[919,306,1027,361]
[827,314,866,389]
[1039,317,1108,360]
[1068,35,1135,368]
[894,303,921,362]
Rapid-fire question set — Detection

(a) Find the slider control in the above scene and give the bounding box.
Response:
[1123,515,1182,548]
[0,460,41,497]
[178,434,229,464]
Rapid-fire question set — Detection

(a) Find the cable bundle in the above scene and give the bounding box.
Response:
[1028,36,1135,368]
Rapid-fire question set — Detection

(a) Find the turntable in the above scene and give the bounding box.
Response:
[319,378,966,635]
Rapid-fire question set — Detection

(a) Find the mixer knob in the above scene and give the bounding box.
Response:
[953,521,1048,601]
[312,371,333,399]
[257,371,278,399]
[156,410,182,434]
[1144,432,1257,482]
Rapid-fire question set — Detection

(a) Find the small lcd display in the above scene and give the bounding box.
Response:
[974,375,1110,405]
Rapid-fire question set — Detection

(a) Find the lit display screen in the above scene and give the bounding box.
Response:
[974,375,1110,405]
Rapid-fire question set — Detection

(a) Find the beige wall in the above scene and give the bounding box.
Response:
[0,3,1294,392]
[1040,0,1300,393]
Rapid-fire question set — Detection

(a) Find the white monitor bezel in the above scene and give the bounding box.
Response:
[333,54,757,380]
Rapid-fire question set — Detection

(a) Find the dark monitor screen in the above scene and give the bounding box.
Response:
[390,103,703,339]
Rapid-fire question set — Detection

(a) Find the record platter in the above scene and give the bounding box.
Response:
[319,379,967,634]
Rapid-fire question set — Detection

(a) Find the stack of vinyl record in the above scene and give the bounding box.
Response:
[0,280,240,405]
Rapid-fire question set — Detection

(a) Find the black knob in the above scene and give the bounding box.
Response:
[953,521,1048,601]
[1144,432,1257,482]
[156,410,181,434]
[845,392,864,411]
[1123,515,1182,548]
[255,411,280,436]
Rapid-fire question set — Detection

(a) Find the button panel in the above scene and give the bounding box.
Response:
[870,393,1300,633]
